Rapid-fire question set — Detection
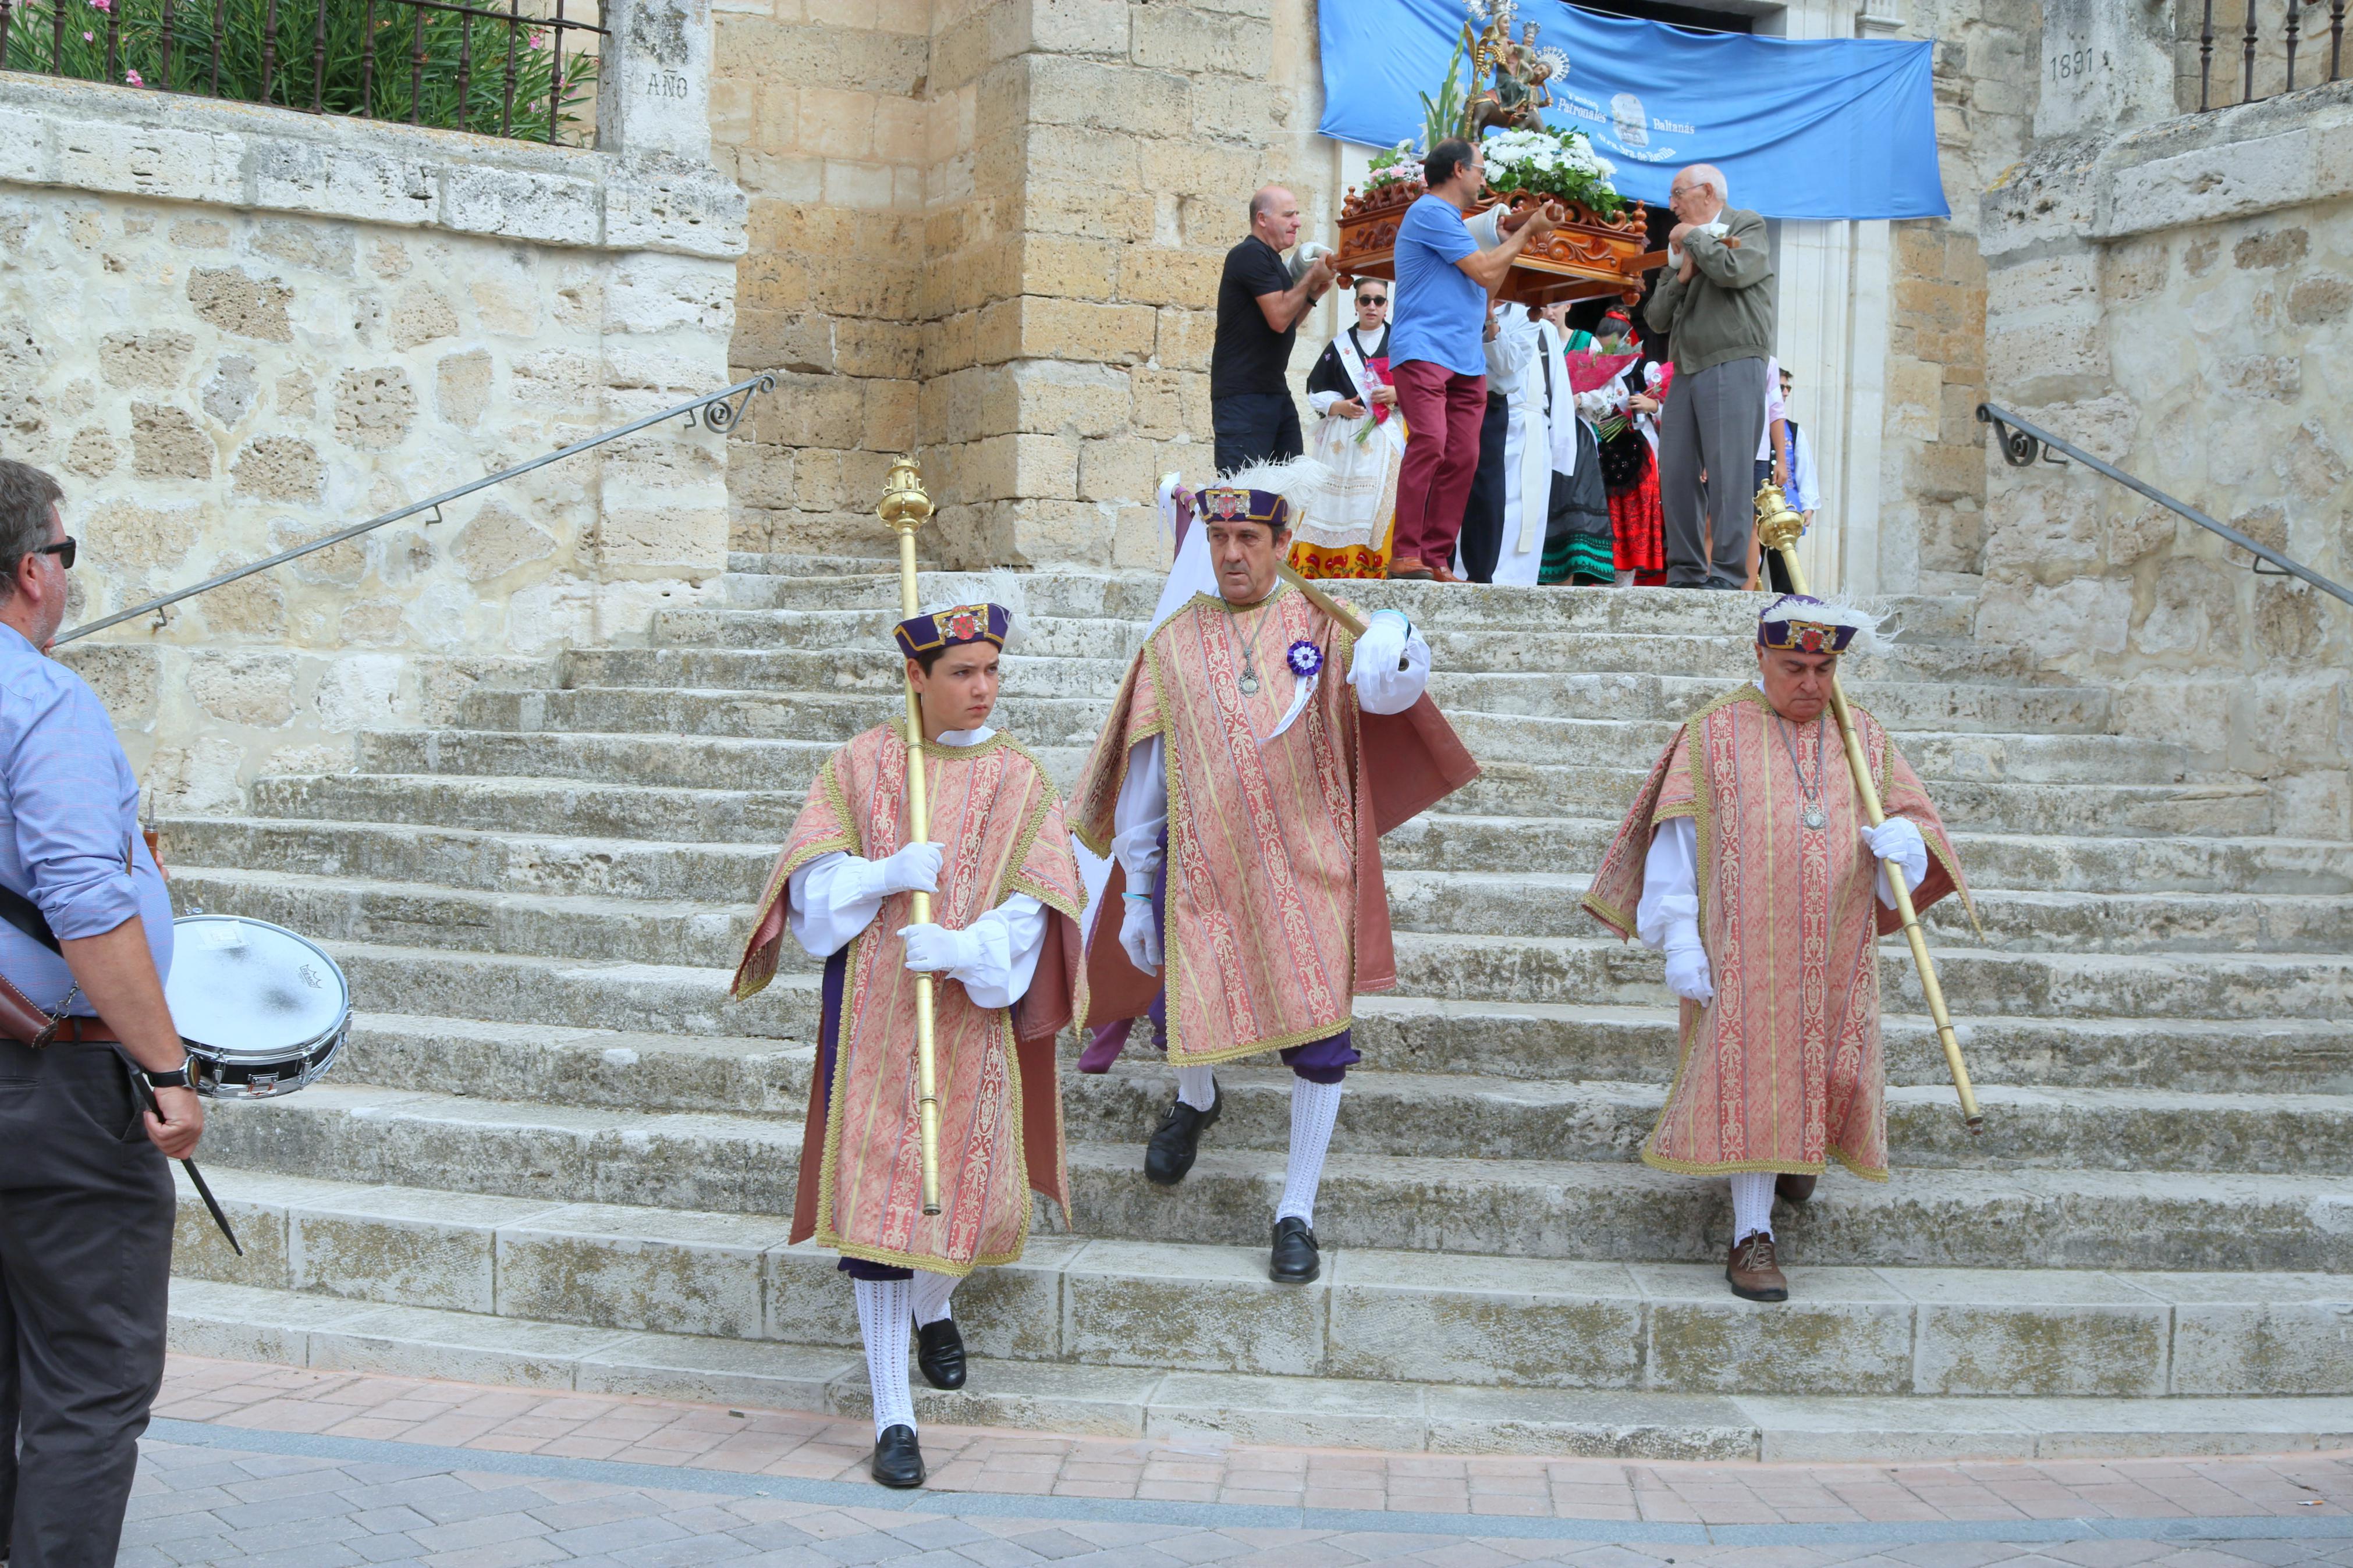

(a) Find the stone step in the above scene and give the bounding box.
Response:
[725,550,921,579]
[469,686,2164,782]
[332,1005,2353,1115]
[302,946,2353,1096]
[708,570,1980,641]
[166,1170,2353,1403]
[205,797,2353,898]
[189,1083,2353,1270]
[573,638,2106,737]
[243,1005,2353,1174]
[176,870,2353,1019]
[346,731,2261,838]
[683,603,2040,682]
[171,1277,2353,1459]
[165,850,2353,973]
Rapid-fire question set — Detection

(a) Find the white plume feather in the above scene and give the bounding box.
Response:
[1758,592,1894,658]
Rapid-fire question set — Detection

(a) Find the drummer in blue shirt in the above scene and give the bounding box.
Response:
[0,459,200,1568]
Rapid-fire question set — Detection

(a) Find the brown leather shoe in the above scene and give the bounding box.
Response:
[1726,1233,1788,1302]
[1386,558,1434,581]
[1775,1173,1817,1204]
[1430,563,1466,584]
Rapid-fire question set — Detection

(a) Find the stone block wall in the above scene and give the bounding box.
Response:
[712,0,1325,570]
[0,3,744,812]
[1978,83,2353,837]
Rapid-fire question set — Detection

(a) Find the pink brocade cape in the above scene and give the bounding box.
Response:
[1580,686,1974,1180]
[1071,589,1479,1065]
[729,726,1086,1274]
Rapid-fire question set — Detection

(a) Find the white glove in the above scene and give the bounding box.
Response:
[1861,817,1928,888]
[898,922,979,975]
[1663,943,1714,1005]
[1118,894,1162,976]
[871,841,943,897]
[1353,608,1411,678]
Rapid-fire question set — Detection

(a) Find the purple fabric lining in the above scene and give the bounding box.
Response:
[1078,825,1353,1083]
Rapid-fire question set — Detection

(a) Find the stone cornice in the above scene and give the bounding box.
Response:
[0,74,745,259]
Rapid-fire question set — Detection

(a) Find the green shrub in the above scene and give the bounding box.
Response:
[1,0,598,144]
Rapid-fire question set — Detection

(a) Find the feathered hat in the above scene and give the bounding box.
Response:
[1756,593,1890,658]
[1196,454,1337,533]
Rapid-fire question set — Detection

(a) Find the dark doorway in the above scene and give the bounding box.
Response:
[1568,1,1755,33]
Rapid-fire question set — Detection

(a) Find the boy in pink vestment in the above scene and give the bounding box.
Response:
[1582,595,1973,1303]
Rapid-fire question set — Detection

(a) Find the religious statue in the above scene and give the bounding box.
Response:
[1463,5,1564,138]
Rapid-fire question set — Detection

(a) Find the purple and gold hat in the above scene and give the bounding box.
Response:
[895,602,1012,661]
[1757,593,1880,655]
[1193,482,1291,532]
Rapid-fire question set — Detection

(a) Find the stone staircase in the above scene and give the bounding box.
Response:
[158,556,2353,1462]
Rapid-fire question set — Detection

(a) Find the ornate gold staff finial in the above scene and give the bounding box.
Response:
[879,456,934,536]
[879,454,946,1215]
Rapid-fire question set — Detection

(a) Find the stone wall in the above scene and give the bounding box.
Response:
[1978,82,2353,838]
[0,1,744,812]
[712,0,1323,571]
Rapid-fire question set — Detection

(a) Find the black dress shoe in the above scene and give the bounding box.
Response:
[1776,1172,1817,1204]
[1144,1084,1220,1186]
[1269,1216,1321,1283]
[871,1423,925,1488]
[916,1317,966,1390]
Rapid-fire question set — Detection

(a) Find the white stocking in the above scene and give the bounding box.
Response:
[910,1267,957,1328]
[1729,1171,1777,1244]
[1175,1065,1217,1111]
[853,1276,915,1437]
[1275,1078,1344,1226]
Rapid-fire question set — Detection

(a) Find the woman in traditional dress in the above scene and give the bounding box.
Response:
[729,603,1087,1490]
[1590,309,1669,587]
[1539,303,1616,585]
[1289,280,1403,579]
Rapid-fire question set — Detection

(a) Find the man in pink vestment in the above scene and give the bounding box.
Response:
[1071,458,1478,1287]
[1581,596,1972,1302]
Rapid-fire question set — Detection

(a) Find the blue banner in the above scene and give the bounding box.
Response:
[1316,1,1949,221]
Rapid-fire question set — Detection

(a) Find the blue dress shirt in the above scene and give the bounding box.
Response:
[0,623,172,1014]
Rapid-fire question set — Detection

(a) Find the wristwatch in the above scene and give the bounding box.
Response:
[142,1061,193,1090]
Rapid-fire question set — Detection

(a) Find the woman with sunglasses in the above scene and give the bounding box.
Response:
[1289,280,1404,580]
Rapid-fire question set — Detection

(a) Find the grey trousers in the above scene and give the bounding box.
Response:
[1657,356,1769,588]
[0,1039,174,1568]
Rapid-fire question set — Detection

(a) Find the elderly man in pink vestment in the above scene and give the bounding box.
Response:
[1071,458,1479,1288]
[1581,595,1972,1303]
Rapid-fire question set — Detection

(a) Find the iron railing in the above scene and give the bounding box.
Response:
[55,374,775,647]
[2196,0,2347,110]
[1977,403,2353,610]
[0,0,602,144]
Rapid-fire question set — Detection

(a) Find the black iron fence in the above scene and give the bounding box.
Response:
[2198,0,2348,109]
[0,0,602,144]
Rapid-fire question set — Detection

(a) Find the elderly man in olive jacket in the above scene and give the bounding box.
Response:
[1644,163,1776,590]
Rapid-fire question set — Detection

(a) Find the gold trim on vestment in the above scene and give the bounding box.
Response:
[1152,595,1361,1068]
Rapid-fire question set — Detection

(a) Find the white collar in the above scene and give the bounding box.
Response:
[935,726,995,747]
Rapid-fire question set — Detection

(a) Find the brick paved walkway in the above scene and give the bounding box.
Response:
[123,1356,2353,1567]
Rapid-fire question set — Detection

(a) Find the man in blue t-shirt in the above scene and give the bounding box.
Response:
[1386,138,1560,580]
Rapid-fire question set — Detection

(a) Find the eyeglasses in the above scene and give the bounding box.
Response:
[34,537,74,571]
[1357,294,1388,307]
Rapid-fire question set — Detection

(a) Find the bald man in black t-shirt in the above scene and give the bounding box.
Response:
[1211,186,1335,476]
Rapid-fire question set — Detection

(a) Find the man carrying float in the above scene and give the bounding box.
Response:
[1580,595,1974,1302]
[730,603,1086,1490]
[1071,460,1478,1286]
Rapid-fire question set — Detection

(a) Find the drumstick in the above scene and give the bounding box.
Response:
[122,1058,242,1256]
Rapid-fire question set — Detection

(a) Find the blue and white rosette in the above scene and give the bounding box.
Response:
[1262,639,1325,743]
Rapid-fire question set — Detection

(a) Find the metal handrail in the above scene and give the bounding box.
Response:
[1976,403,2353,611]
[56,373,776,646]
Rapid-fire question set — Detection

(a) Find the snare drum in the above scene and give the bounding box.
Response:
[165,915,352,1099]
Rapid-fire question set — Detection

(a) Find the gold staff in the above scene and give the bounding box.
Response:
[1752,483,1983,1133]
[879,457,945,1213]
